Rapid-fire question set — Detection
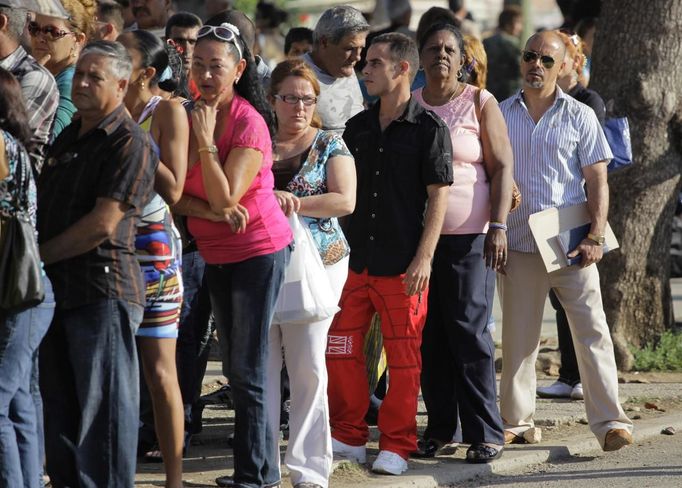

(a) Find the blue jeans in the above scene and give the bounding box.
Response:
[206,246,290,488]
[39,298,143,488]
[176,251,213,432]
[0,275,54,488]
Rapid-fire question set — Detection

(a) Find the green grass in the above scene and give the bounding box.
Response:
[632,330,682,371]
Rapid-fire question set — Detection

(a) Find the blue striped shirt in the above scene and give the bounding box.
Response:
[499,88,613,253]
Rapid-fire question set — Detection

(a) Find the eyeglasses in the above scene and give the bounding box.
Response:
[197,24,242,60]
[27,21,75,40]
[274,94,317,106]
[522,50,555,69]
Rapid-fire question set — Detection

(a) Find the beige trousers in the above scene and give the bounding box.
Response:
[498,251,633,447]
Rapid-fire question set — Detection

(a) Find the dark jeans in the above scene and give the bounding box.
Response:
[0,276,54,488]
[421,234,504,445]
[176,251,213,433]
[206,246,290,488]
[549,289,581,386]
[40,298,143,488]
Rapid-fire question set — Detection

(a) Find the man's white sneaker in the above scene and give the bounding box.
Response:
[371,450,408,475]
[536,380,573,398]
[570,382,584,400]
[332,438,366,463]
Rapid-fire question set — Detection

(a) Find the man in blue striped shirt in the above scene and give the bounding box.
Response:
[498,31,633,452]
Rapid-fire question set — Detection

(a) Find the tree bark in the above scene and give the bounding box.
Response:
[591,0,682,370]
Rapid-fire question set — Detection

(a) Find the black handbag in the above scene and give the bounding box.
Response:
[0,153,44,312]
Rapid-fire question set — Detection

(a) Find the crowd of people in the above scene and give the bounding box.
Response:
[0,1,634,488]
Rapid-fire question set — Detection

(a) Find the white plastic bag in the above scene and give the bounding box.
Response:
[273,213,340,325]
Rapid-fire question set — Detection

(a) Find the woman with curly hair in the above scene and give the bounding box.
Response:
[173,22,292,488]
[29,0,96,140]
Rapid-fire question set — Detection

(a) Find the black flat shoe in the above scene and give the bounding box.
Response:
[411,438,447,458]
[215,476,281,487]
[466,443,503,464]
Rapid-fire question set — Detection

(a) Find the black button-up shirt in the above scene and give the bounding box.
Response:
[37,105,158,309]
[343,96,453,276]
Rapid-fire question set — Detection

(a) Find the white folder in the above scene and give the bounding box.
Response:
[528,202,619,273]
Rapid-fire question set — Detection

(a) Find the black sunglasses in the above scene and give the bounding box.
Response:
[27,21,75,41]
[522,50,555,69]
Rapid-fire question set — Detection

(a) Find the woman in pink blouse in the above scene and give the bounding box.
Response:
[173,22,292,488]
[412,23,514,463]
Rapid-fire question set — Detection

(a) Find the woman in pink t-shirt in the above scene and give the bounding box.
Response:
[412,23,514,463]
[173,23,292,488]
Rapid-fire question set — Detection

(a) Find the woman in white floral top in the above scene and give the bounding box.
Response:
[267,58,356,488]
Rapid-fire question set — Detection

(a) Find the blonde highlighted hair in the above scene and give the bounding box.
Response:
[555,30,587,85]
[463,34,487,89]
[63,0,97,39]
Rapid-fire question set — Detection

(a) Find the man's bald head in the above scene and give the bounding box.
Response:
[521,31,567,91]
[525,31,566,62]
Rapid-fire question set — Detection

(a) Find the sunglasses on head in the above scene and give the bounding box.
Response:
[274,94,317,106]
[197,24,243,60]
[522,50,555,69]
[27,21,75,40]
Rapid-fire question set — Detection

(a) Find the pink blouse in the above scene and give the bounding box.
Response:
[183,94,292,264]
[413,84,493,235]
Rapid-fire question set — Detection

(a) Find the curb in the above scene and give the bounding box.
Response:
[333,412,682,488]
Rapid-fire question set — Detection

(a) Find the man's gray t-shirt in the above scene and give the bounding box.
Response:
[303,53,364,134]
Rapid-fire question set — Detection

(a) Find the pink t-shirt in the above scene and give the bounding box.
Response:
[414,84,493,235]
[183,94,292,264]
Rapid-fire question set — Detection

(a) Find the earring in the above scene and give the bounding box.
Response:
[234,77,240,84]
[456,69,462,78]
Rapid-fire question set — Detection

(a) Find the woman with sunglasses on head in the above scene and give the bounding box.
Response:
[535,30,606,403]
[116,29,189,488]
[0,67,55,488]
[412,23,513,463]
[266,59,355,488]
[29,0,96,141]
[173,22,292,488]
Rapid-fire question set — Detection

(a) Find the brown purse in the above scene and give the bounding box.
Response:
[474,88,521,212]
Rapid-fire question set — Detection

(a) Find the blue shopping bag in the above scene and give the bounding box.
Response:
[604,116,632,172]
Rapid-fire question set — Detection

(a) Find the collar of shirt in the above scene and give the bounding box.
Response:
[0,45,27,71]
[71,104,129,139]
[512,85,569,112]
[366,95,424,126]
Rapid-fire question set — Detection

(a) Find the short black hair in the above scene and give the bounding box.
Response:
[165,11,202,39]
[284,27,313,54]
[371,32,419,83]
[498,6,522,30]
[98,1,124,33]
[419,22,465,60]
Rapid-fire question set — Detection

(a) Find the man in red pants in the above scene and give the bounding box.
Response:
[326,32,453,476]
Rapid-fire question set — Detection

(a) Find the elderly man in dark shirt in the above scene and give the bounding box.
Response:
[326,33,453,476]
[37,40,158,488]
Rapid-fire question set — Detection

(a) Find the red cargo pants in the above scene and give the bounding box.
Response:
[325,269,428,459]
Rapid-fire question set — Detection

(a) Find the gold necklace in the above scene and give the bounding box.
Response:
[425,82,464,106]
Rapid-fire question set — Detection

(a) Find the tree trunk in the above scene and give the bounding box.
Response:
[591,0,682,370]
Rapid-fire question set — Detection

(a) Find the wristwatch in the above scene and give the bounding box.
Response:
[587,232,606,245]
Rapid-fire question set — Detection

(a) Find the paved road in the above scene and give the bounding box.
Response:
[459,431,682,487]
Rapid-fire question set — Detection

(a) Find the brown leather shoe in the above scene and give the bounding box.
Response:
[503,430,526,445]
[603,428,633,451]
